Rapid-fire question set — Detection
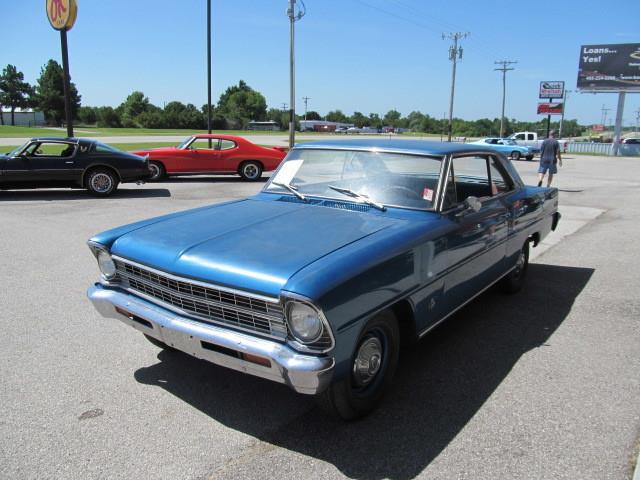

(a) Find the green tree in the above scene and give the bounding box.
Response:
[368,113,382,128]
[266,107,288,130]
[217,81,267,128]
[95,106,120,128]
[77,106,97,125]
[383,109,401,127]
[118,91,152,127]
[0,65,34,126]
[34,59,81,126]
[326,110,348,123]
[304,110,321,121]
[350,111,368,128]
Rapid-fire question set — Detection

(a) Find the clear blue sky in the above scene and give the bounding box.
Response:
[2,0,639,126]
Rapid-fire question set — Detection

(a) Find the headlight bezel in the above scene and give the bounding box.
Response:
[282,294,335,353]
[87,240,118,283]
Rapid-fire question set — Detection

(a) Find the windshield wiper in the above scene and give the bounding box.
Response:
[272,181,306,201]
[328,185,386,211]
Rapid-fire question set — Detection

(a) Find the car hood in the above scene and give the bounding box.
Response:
[110,198,404,297]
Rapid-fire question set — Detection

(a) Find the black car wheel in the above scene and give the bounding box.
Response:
[510,151,521,161]
[526,154,534,161]
[148,161,165,181]
[239,161,263,181]
[86,168,119,196]
[316,309,400,420]
[500,241,529,293]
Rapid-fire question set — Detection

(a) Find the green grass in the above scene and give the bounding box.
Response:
[0,125,293,138]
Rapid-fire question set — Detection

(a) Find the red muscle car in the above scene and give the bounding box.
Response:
[130,134,287,181]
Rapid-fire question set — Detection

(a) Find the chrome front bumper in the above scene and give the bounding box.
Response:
[87,284,334,394]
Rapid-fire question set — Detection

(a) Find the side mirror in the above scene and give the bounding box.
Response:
[465,196,482,212]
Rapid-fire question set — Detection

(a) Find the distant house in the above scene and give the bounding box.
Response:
[248,120,280,131]
[1,108,46,127]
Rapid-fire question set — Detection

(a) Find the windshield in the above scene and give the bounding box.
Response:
[265,148,444,210]
[177,136,194,149]
[6,141,30,157]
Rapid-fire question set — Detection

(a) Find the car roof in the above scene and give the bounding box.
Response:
[192,133,245,141]
[30,137,96,144]
[293,139,501,156]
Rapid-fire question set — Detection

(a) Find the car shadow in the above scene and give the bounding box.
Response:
[155,176,269,184]
[0,188,171,201]
[134,263,593,479]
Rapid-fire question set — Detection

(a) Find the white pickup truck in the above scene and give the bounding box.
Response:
[508,132,568,154]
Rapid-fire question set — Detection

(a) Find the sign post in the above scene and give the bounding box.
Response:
[539,81,564,138]
[46,0,77,138]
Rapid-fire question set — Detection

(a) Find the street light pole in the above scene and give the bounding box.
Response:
[286,1,305,149]
[207,0,212,148]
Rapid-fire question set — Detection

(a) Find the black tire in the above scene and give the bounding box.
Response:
[316,309,400,420]
[239,161,263,181]
[526,155,534,161]
[510,151,521,161]
[144,334,177,351]
[500,241,529,293]
[85,168,119,196]
[148,161,165,181]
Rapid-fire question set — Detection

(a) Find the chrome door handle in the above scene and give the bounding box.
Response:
[65,161,75,164]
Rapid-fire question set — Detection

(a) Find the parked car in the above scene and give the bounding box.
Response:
[1,137,150,196]
[130,134,287,182]
[469,137,534,161]
[508,131,568,154]
[87,139,560,419]
[622,138,640,144]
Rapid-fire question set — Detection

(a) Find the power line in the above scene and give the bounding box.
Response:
[494,60,517,138]
[302,96,311,120]
[443,32,469,142]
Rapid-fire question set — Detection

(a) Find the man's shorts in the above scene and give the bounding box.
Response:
[538,161,557,174]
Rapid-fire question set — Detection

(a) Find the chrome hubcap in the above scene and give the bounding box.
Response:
[352,336,383,387]
[244,164,258,178]
[149,164,160,179]
[91,173,112,193]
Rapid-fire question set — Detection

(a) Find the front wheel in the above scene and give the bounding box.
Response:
[239,161,263,181]
[316,309,400,420]
[510,151,521,161]
[148,161,165,181]
[500,241,529,293]
[86,168,119,196]
[526,155,534,161]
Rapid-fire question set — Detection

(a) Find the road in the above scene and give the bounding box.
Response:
[1,154,639,479]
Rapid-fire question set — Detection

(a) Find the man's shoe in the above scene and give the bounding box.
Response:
[537,181,542,187]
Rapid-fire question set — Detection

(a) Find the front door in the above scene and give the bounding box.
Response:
[21,141,80,185]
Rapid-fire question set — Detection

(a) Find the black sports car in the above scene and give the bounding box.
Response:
[0,137,151,196]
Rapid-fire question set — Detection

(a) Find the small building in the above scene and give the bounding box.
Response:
[299,120,354,132]
[1,108,46,127]
[248,120,280,131]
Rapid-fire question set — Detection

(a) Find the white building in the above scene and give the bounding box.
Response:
[1,108,46,127]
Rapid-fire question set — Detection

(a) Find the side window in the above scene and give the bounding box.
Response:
[219,140,236,150]
[443,156,491,208]
[190,139,219,150]
[488,157,512,194]
[527,133,534,141]
[29,142,75,157]
[515,134,524,140]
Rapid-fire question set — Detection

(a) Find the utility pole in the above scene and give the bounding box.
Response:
[494,60,517,138]
[206,0,212,148]
[302,96,311,120]
[601,104,610,129]
[281,102,288,112]
[559,89,571,138]
[443,32,469,142]
[287,0,306,149]
[635,108,639,134]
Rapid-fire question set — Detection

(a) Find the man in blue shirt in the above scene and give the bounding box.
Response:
[537,130,562,187]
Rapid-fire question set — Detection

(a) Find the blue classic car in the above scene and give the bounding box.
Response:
[469,137,535,161]
[87,140,560,419]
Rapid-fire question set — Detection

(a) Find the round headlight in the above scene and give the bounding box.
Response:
[288,302,323,343]
[97,250,116,279]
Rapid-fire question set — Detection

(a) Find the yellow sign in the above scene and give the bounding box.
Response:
[46,0,78,31]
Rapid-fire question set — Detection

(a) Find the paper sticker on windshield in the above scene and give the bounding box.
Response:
[271,159,303,186]
[423,188,434,201]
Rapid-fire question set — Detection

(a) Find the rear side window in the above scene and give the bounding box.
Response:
[220,140,236,150]
[94,142,121,153]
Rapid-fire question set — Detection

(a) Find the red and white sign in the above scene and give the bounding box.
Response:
[592,124,605,131]
[539,81,565,99]
[537,102,564,115]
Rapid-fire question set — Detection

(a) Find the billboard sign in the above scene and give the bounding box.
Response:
[539,81,565,99]
[537,103,564,115]
[577,43,640,91]
[592,124,605,132]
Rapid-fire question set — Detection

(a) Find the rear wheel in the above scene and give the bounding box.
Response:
[500,241,529,293]
[85,168,119,196]
[526,154,534,161]
[316,309,400,420]
[510,151,521,161]
[239,161,263,181]
[148,161,165,181]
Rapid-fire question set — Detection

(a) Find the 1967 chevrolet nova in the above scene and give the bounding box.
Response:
[87,140,560,419]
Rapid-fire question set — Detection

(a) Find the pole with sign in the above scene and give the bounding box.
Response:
[46,0,77,138]
[539,81,564,138]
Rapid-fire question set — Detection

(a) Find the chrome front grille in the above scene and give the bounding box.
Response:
[113,258,287,339]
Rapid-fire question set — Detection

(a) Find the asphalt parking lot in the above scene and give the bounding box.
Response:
[1,152,639,479]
